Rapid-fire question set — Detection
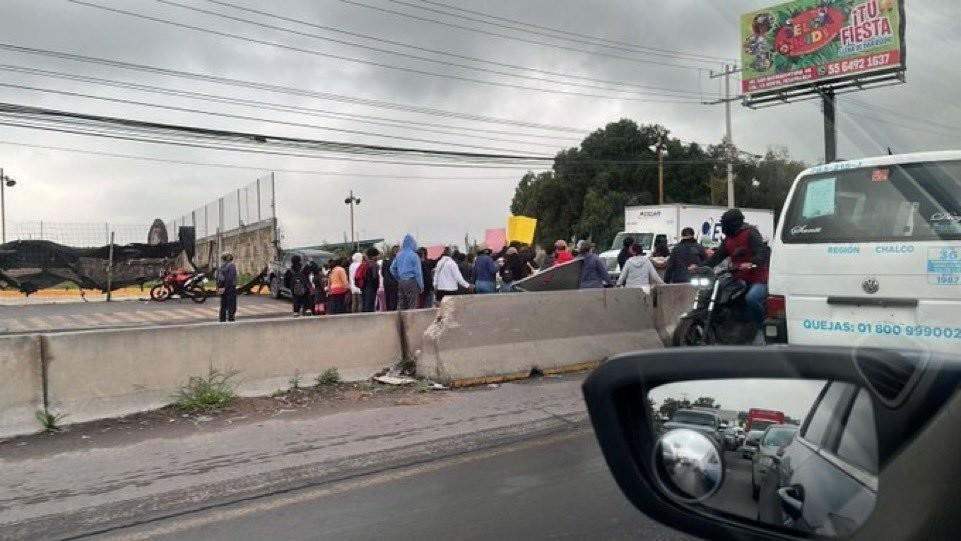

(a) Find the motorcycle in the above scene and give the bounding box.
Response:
[672,264,758,346]
[150,268,209,303]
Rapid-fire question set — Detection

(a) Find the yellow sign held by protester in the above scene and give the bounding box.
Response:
[507,215,537,246]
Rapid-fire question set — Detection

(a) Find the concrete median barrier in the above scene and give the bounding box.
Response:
[42,312,403,425]
[399,308,438,360]
[0,335,43,439]
[651,284,696,346]
[417,288,665,387]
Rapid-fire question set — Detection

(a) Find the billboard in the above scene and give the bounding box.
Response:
[740,0,905,96]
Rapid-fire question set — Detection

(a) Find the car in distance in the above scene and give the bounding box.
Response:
[662,408,722,445]
[751,424,798,499]
[267,248,334,299]
[739,429,765,459]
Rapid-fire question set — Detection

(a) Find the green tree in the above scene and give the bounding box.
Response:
[658,397,692,420]
[692,396,720,409]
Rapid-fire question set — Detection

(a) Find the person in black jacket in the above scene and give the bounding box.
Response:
[361,247,381,312]
[664,227,707,283]
[617,236,636,269]
[417,247,436,307]
[284,254,311,316]
[381,244,399,311]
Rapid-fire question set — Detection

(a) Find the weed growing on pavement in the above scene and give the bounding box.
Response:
[35,410,66,432]
[172,368,239,413]
[288,370,302,390]
[414,379,434,394]
[315,367,340,386]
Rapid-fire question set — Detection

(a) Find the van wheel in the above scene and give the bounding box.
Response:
[673,318,707,347]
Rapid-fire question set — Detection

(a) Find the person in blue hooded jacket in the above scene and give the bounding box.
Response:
[389,234,423,310]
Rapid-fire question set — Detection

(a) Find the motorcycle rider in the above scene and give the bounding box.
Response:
[692,209,769,342]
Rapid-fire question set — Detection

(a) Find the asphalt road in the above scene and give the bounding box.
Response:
[0,294,292,333]
[93,431,695,541]
[706,450,760,521]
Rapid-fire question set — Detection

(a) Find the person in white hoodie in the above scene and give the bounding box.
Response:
[433,247,472,302]
[617,244,664,293]
[348,252,363,313]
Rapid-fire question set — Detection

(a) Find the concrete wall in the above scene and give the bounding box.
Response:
[417,288,665,386]
[0,335,43,439]
[42,312,402,425]
[194,218,276,275]
[651,285,696,346]
[400,309,438,360]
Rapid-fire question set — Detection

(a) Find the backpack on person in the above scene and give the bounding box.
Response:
[354,259,369,289]
[291,271,308,297]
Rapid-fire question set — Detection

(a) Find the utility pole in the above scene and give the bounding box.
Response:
[344,190,361,251]
[822,90,837,163]
[706,65,741,208]
[106,231,115,301]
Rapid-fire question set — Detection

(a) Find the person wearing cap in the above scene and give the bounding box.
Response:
[500,246,527,292]
[553,240,573,265]
[697,208,770,337]
[216,252,237,322]
[576,240,613,289]
[473,244,499,294]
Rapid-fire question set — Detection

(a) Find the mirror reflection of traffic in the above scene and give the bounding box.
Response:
[649,378,878,536]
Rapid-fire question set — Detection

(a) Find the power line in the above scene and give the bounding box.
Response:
[0,43,591,133]
[67,0,704,103]
[392,0,735,63]
[0,102,727,166]
[844,97,961,133]
[202,0,716,98]
[0,80,565,154]
[0,139,526,178]
[337,0,713,72]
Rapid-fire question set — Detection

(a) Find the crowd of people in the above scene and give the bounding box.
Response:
[218,208,769,329]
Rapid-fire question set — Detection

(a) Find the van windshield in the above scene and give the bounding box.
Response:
[782,160,961,244]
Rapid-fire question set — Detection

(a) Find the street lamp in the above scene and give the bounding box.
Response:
[344,190,361,251]
[0,168,16,244]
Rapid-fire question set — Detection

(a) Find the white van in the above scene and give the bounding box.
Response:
[766,151,961,354]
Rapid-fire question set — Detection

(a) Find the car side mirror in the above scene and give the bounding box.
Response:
[582,345,961,540]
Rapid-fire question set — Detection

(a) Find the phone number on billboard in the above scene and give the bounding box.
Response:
[801,319,961,339]
[825,53,895,76]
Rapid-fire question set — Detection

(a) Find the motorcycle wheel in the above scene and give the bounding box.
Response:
[672,317,709,347]
[189,285,207,304]
[150,284,171,302]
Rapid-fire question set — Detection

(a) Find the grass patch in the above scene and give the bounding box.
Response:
[35,410,67,431]
[315,367,340,386]
[172,368,239,413]
[288,370,302,390]
[414,379,434,394]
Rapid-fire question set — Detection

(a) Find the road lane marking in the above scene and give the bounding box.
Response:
[102,429,589,540]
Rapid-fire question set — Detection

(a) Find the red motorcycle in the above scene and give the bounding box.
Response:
[150,268,208,303]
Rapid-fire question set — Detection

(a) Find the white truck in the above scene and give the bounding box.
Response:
[599,204,775,277]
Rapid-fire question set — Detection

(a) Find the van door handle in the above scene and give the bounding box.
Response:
[777,485,805,520]
[827,296,918,308]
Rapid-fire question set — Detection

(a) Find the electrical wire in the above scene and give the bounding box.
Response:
[391,0,735,63]
[0,80,566,154]
[338,0,712,72]
[398,0,735,62]
[67,0,705,103]
[0,139,526,178]
[0,43,591,133]
[200,0,717,97]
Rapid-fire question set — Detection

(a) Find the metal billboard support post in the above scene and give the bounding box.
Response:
[106,231,115,301]
[822,90,837,163]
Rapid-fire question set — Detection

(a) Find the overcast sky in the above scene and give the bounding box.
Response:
[0,0,957,248]
[649,378,827,420]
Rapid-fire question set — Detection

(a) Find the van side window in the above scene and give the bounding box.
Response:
[801,382,854,447]
[836,389,879,474]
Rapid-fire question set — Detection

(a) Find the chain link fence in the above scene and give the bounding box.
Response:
[167,174,275,240]
[8,221,152,247]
